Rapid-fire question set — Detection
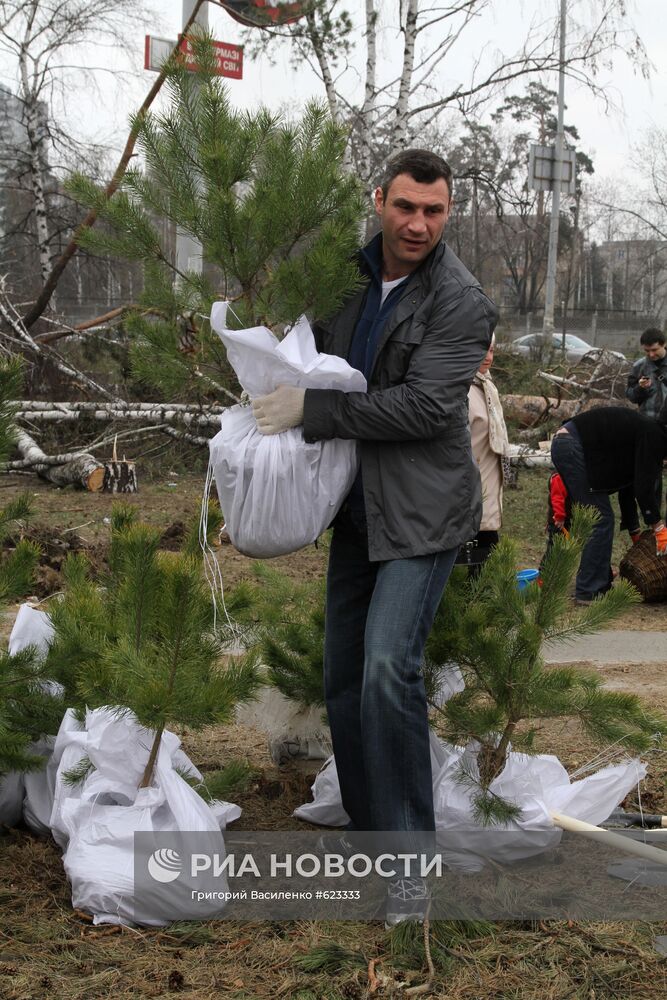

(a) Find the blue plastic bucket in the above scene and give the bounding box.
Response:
[516,568,540,590]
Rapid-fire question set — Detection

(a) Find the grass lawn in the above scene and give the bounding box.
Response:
[1,470,667,999]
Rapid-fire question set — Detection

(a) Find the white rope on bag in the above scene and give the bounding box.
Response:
[199,459,242,643]
[570,735,667,780]
[569,735,667,859]
[569,738,636,779]
[195,305,244,646]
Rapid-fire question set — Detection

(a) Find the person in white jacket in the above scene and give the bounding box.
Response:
[464,336,510,570]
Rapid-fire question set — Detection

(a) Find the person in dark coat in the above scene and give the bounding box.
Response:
[550,405,667,604]
[252,149,497,924]
[625,328,667,421]
[625,327,667,519]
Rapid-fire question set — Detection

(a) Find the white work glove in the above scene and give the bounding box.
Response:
[252,384,306,435]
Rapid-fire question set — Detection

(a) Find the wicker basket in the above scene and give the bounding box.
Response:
[619,531,667,603]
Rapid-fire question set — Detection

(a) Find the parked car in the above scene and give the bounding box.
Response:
[508,333,625,364]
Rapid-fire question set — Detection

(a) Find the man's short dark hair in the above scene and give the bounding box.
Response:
[380,149,453,201]
[640,327,665,346]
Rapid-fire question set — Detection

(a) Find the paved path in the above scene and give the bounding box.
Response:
[543,630,667,665]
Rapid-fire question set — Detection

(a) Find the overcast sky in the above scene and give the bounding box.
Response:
[1,0,665,191]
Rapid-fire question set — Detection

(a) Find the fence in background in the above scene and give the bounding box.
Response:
[498,309,663,357]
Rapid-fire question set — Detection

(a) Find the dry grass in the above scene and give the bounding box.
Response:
[2,469,667,997]
[2,828,667,1000]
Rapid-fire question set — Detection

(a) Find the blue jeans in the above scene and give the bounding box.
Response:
[324,507,458,832]
[550,429,614,600]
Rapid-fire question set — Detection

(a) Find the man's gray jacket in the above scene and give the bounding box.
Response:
[625,355,667,420]
[303,238,498,561]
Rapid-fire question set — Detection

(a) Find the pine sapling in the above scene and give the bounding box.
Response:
[43,504,259,788]
[0,358,50,776]
[240,561,327,708]
[425,506,666,824]
[66,33,365,405]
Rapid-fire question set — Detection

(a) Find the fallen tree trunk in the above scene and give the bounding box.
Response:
[14,430,104,491]
[500,394,579,427]
[13,400,226,427]
[506,444,553,468]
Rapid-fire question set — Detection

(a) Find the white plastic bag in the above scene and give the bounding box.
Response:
[22,736,57,835]
[209,302,366,558]
[293,756,349,828]
[293,732,446,829]
[8,603,54,659]
[235,685,332,765]
[431,741,644,871]
[294,732,644,872]
[52,707,240,925]
[0,605,58,831]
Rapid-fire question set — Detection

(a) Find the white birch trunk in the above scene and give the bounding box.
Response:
[306,9,340,122]
[0,289,122,402]
[357,0,378,184]
[18,3,52,291]
[13,401,224,426]
[393,0,419,153]
[103,461,138,493]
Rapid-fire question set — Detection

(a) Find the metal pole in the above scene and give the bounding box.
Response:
[175,1,208,280]
[542,0,567,341]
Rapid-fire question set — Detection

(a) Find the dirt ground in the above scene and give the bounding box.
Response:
[1,467,667,999]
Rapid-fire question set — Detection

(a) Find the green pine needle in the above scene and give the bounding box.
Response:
[293,941,366,973]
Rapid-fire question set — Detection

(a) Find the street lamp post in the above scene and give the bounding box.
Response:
[542,0,567,343]
[175,1,208,280]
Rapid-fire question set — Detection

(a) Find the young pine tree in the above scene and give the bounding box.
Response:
[0,359,53,775]
[43,505,258,788]
[241,561,326,708]
[234,510,665,825]
[66,32,364,403]
[425,506,666,824]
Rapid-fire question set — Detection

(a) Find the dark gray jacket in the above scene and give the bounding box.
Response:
[303,239,498,560]
[625,355,667,420]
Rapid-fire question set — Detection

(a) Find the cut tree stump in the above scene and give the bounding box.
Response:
[102,460,138,493]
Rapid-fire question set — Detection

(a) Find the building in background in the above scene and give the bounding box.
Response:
[0,83,142,326]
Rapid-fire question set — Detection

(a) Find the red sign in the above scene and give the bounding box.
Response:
[179,37,243,79]
[144,36,244,80]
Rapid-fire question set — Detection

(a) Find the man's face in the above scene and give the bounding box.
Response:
[374,173,451,280]
[643,341,667,361]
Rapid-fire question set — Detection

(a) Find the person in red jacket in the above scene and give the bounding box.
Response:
[548,472,570,534]
[550,405,667,604]
[542,469,643,574]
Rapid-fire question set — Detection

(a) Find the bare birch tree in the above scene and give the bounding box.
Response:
[250,0,649,186]
[0,0,153,306]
